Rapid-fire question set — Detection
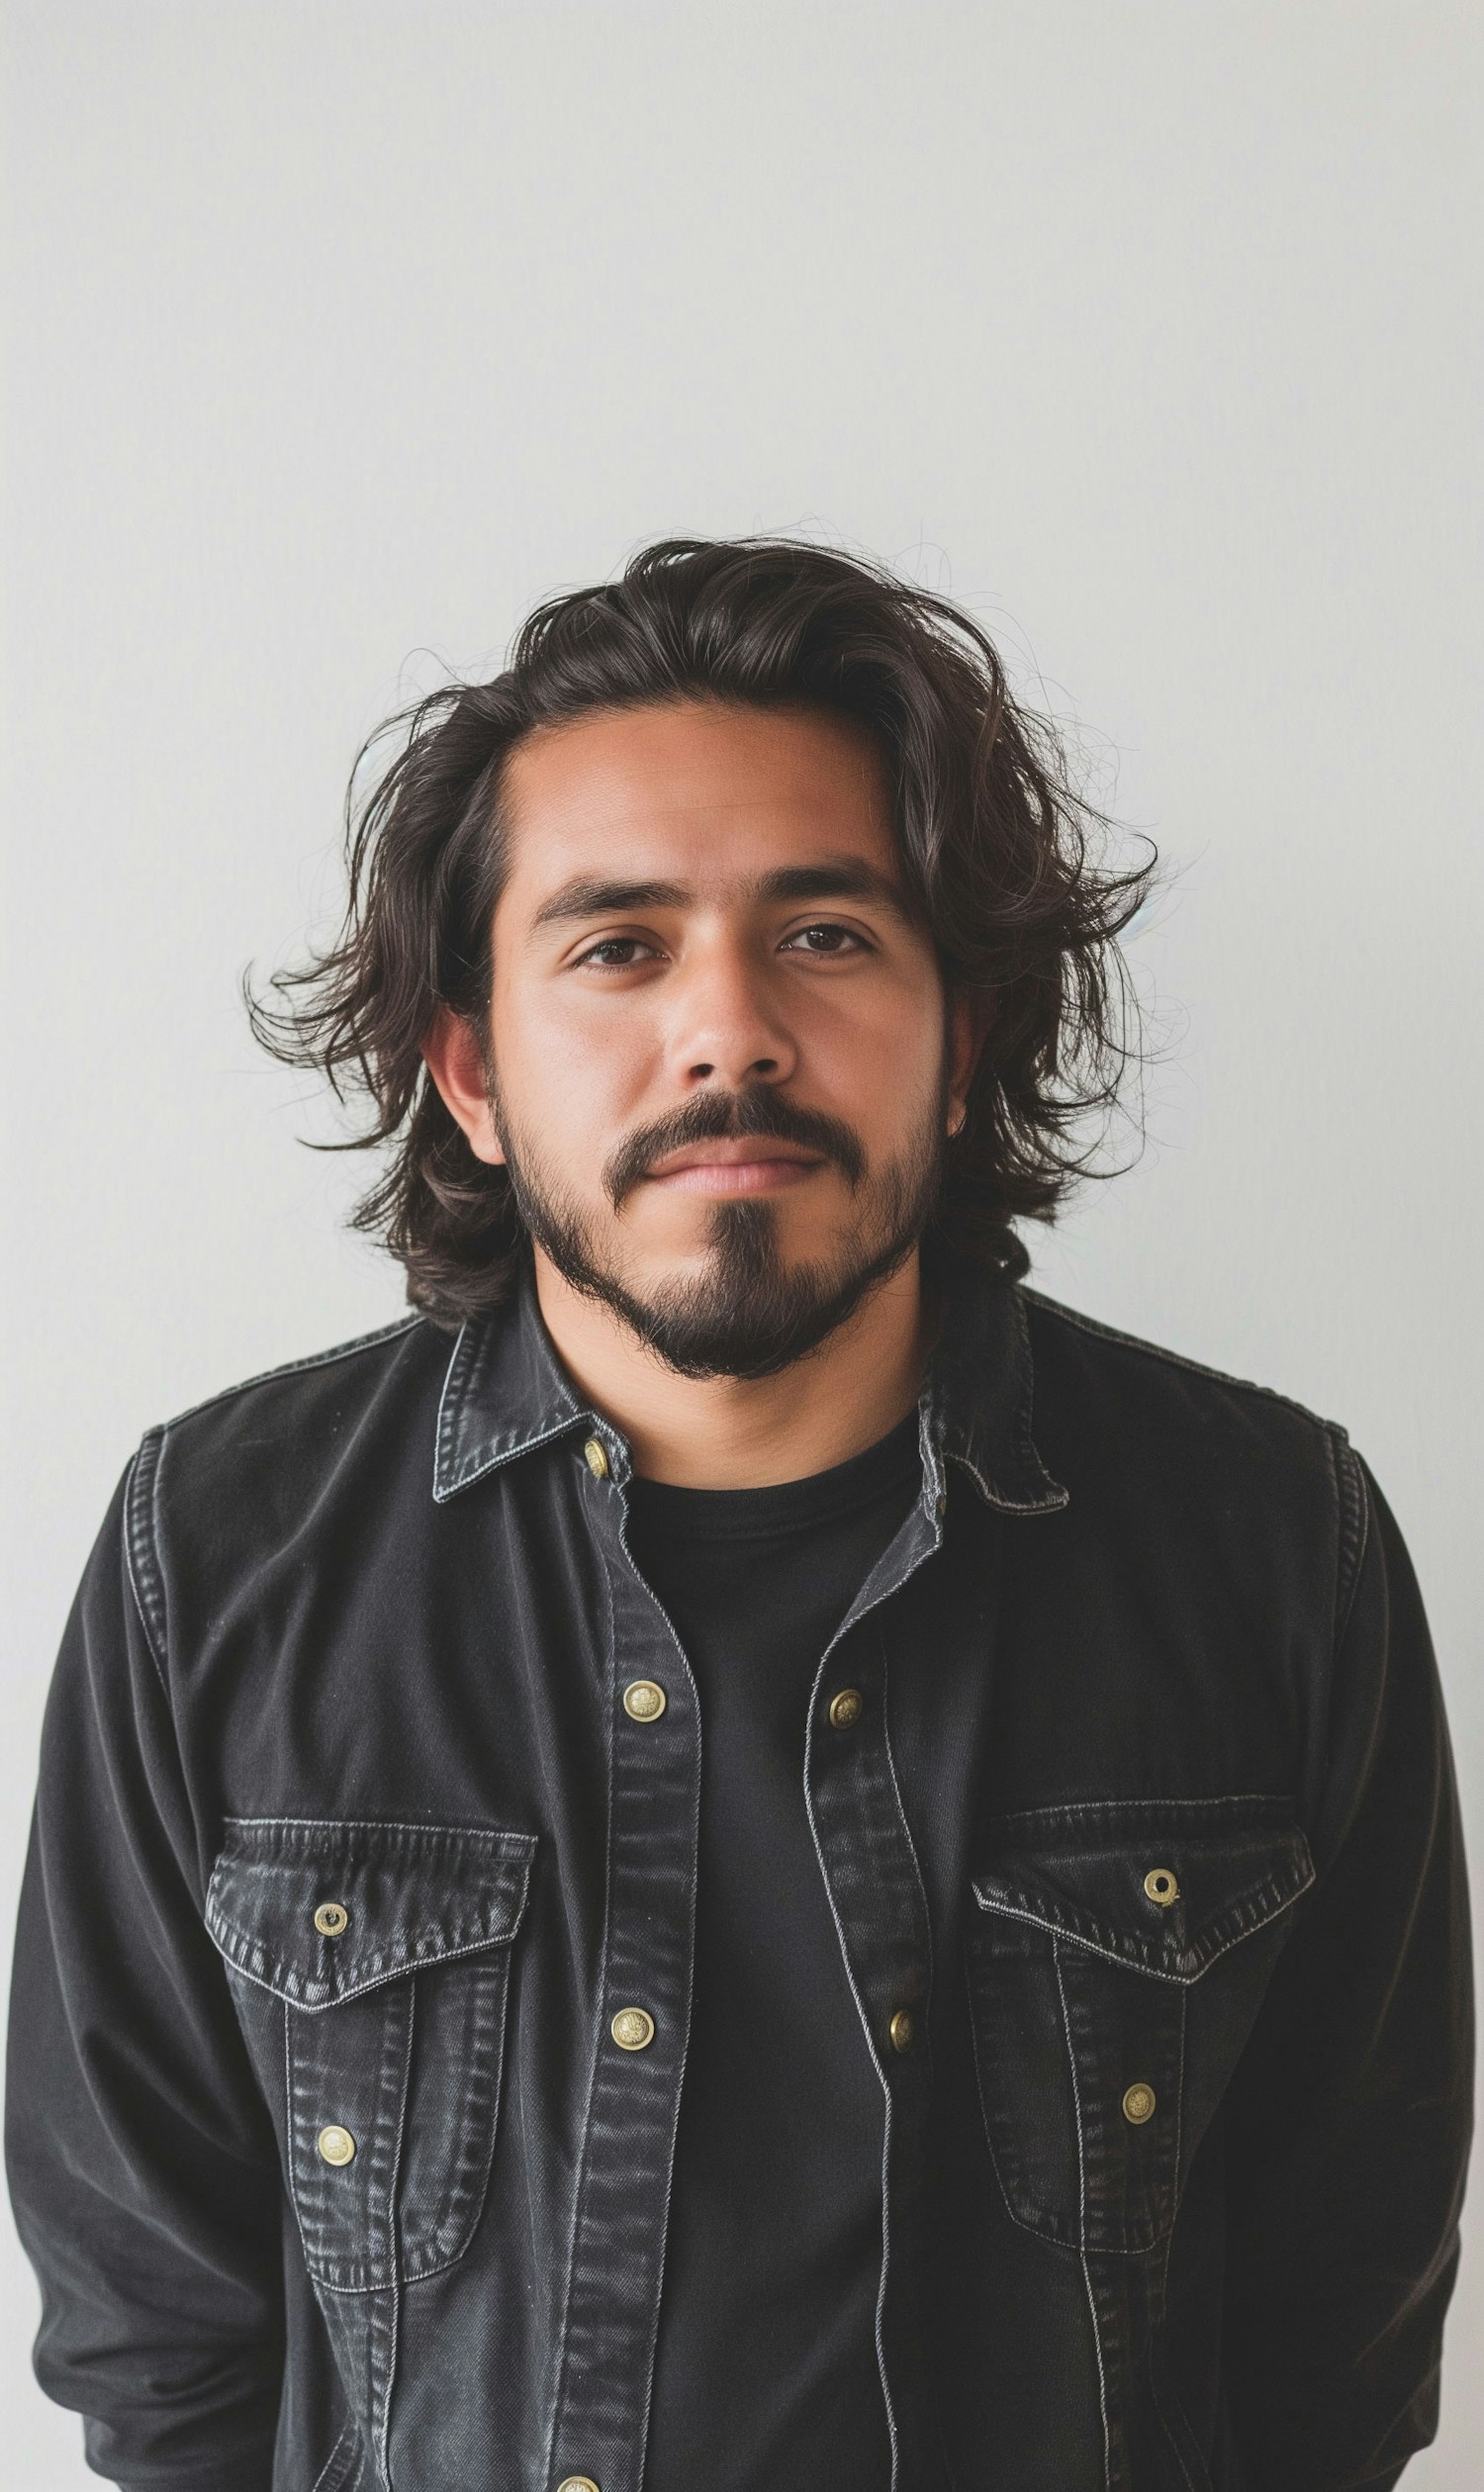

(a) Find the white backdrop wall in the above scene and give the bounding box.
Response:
[3,4,1479,2482]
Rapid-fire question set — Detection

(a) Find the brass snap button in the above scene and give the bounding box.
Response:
[828,1688,864,1730]
[557,2478,601,2492]
[888,2008,915,2055]
[610,2006,656,2052]
[1122,2081,1157,2125]
[313,1900,349,1938]
[1143,1868,1179,1906]
[623,1680,667,1723]
[583,1436,610,1481]
[317,2124,357,2167]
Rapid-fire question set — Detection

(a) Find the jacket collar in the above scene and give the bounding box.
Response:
[432,1252,1067,1516]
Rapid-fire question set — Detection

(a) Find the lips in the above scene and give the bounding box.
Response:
[603,1096,866,1211]
[638,1137,831,1198]
[643,1138,827,1181]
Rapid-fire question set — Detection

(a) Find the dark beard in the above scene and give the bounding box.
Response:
[490,1077,947,1382]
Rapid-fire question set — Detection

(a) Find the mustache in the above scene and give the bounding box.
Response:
[603,1089,868,1210]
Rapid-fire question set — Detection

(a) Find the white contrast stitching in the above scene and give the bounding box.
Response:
[433,1413,588,1501]
[986,1793,1293,1819]
[375,1984,414,2488]
[402,1954,508,2278]
[968,1875,1315,1984]
[432,1322,473,1497]
[1134,1981,1200,2489]
[431,1317,586,1500]
[1332,1436,1371,1650]
[1055,1939,1112,2491]
[612,1491,703,2488]
[284,1997,308,2251]
[1149,1986,1198,2490]
[122,1436,169,1698]
[207,1920,523,2011]
[542,1501,627,2490]
[310,2412,359,2492]
[156,1316,424,1435]
[945,1443,1068,1516]
[220,1816,536,1847]
[803,1646,899,2481]
[797,1486,951,2489]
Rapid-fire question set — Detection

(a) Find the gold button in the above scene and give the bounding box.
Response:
[610,2006,656,2052]
[828,1688,864,1729]
[888,2008,915,2054]
[935,1490,948,1519]
[1143,1868,1180,1906]
[557,2479,601,2492]
[313,1901,349,1937]
[583,1436,609,1480]
[317,2124,357,2167]
[623,1680,667,1723]
[1122,2081,1157,2125]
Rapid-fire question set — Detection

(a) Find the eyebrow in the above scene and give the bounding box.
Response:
[527,857,914,934]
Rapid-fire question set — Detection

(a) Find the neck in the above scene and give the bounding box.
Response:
[530,1248,932,1488]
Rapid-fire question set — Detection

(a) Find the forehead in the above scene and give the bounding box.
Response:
[497,698,898,897]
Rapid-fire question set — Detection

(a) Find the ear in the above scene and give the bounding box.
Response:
[947,985,994,1131]
[420,1007,507,1166]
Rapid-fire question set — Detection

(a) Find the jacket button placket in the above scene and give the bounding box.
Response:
[547,1437,700,2492]
[806,1584,938,2487]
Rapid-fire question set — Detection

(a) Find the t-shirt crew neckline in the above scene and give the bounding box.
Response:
[623,1407,924,1542]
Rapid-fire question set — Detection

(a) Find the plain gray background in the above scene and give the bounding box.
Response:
[3,2,1480,2482]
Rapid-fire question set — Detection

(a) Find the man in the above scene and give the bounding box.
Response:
[6,536,1472,2492]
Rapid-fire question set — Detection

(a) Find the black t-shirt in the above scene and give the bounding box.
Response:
[625,1411,923,2492]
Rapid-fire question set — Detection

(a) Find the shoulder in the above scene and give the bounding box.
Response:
[159,1310,442,1431]
[115,1316,453,1669]
[1019,1285,1357,1532]
[1022,1285,1346,1442]
[135,1314,452,1523]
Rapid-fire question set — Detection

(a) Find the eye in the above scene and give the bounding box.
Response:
[572,936,662,970]
[781,922,871,957]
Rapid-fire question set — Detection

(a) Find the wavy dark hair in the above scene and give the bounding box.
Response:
[248,535,1154,1328]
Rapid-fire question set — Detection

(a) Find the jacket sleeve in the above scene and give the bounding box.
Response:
[5,1443,285,2491]
[1220,1445,1474,2489]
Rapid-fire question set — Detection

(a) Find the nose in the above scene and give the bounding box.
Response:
[663,936,799,1093]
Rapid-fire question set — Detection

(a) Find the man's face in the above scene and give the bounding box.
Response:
[474,697,964,1377]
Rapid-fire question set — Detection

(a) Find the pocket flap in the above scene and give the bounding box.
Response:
[206,1817,537,2009]
[972,1798,1314,1984]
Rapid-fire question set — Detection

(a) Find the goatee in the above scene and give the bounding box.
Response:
[489,1078,947,1382]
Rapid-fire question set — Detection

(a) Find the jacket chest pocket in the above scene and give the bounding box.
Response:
[966,1797,1314,2257]
[206,1817,536,2292]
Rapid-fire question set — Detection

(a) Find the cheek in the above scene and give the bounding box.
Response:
[492,984,652,1141]
[811,984,946,1122]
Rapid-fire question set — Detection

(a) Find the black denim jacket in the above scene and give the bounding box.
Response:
[5,1263,1473,2492]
